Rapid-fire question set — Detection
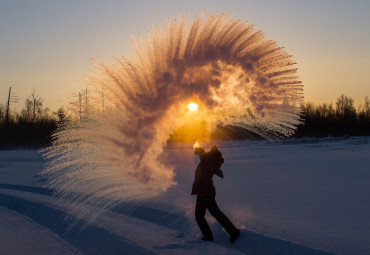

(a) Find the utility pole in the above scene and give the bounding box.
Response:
[5,87,11,124]
[5,86,18,125]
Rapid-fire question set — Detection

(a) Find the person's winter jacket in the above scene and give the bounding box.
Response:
[191,157,224,196]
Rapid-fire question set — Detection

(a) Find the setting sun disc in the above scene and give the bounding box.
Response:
[188,102,198,111]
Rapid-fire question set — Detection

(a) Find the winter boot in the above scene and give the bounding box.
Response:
[230,229,240,243]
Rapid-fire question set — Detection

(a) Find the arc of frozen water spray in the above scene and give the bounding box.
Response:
[42,12,303,221]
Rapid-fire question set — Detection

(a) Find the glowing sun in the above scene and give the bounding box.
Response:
[188,102,198,111]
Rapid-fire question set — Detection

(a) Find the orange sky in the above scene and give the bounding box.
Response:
[1,1,369,111]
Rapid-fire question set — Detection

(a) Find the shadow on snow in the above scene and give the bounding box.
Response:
[0,183,335,255]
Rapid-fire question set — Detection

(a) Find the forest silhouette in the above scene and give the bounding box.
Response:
[1,88,369,148]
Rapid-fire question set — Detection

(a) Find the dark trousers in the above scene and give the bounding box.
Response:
[195,195,237,238]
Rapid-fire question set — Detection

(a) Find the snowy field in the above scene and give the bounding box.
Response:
[0,137,369,255]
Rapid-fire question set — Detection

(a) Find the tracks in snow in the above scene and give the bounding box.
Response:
[0,183,335,255]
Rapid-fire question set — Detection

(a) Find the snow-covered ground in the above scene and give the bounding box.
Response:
[1,137,369,255]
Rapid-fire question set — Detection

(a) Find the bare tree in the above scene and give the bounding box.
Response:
[335,94,356,119]
[67,91,83,122]
[55,107,66,123]
[20,98,33,122]
[30,87,43,124]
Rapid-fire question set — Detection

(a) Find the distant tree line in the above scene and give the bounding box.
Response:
[0,87,66,148]
[1,89,370,148]
[295,94,370,137]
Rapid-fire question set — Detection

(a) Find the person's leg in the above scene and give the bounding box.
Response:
[195,196,213,240]
[206,197,238,234]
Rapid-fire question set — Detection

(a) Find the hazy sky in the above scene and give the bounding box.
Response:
[1,0,370,111]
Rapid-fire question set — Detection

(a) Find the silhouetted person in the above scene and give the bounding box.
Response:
[192,145,240,243]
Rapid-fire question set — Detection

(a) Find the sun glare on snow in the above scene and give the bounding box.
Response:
[188,102,198,111]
